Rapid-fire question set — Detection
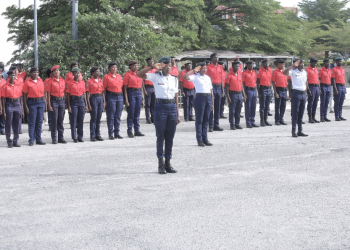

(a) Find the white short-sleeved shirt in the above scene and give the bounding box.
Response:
[289,68,307,91]
[189,74,213,93]
[146,73,178,99]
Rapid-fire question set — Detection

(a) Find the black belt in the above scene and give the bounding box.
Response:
[51,96,64,100]
[309,83,319,87]
[91,93,102,96]
[6,98,19,102]
[292,89,305,94]
[145,85,154,88]
[336,83,345,86]
[259,85,270,89]
[28,97,44,101]
[320,83,331,88]
[276,87,287,91]
[71,95,84,99]
[229,90,242,94]
[109,91,122,96]
[128,88,141,91]
[197,93,211,96]
[212,83,222,88]
[156,98,176,104]
[184,88,195,91]
[245,87,256,90]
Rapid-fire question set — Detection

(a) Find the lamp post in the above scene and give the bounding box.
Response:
[72,0,78,59]
[18,0,21,58]
[34,0,38,67]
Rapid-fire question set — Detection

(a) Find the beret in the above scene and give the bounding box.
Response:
[71,67,79,72]
[9,66,17,71]
[233,57,240,61]
[7,70,15,75]
[196,62,206,67]
[108,62,117,68]
[158,57,171,64]
[70,62,78,68]
[218,61,224,65]
[90,66,99,74]
[51,65,60,71]
[245,60,253,64]
[184,62,192,66]
[261,58,268,63]
[46,68,52,77]
[128,60,138,66]
[310,57,318,63]
[232,61,240,65]
[334,57,342,61]
[276,59,285,63]
[10,63,17,67]
[323,58,330,63]
[210,53,217,58]
[146,57,153,61]
[293,58,302,63]
[29,67,38,73]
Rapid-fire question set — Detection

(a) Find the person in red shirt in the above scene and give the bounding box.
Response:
[180,62,195,122]
[8,66,24,132]
[47,65,67,144]
[225,61,246,130]
[228,57,243,76]
[319,58,332,122]
[206,53,224,131]
[123,60,144,138]
[170,57,179,77]
[242,60,258,128]
[66,67,88,142]
[86,66,105,141]
[23,67,46,146]
[0,66,6,134]
[142,57,157,124]
[332,57,346,121]
[17,63,27,82]
[44,68,53,132]
[218,61,228,119]
[257,58,272,126]
[305,57,320,123]
[1,70,24,148]
[271,59,288,125]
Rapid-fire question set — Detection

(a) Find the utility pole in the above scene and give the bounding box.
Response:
[18,0,21,58]
[34,0,38,67]
[72,0,78,60]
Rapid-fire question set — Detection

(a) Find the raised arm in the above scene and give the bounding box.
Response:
[284,60,299,75]
[137,63,164,79]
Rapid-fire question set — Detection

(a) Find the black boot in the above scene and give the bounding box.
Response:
[264,116,272,126]
[260,116,266,127]
[312,115,320,123]
[297,130,308,137]
[158,158,166,174]
[308,115,315,123]
[165,159,177,173]
[292,131,298,138]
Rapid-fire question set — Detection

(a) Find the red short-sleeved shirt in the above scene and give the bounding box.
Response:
[206,63,223,84]
[48,77,66,97]
[225,72,243,91]
[242,69,257,88]
[65,71,83,83]
[144,67,157,86]
[288,76,291,80]
[66,79,86,96]
[15,77,24,88]
[257,67,272,86]
[18,71,27,82]
[170,66,179,77]
[305,66,319,84]
[86,77,104,94]
[103,73,123,93]
[180,70,195,89]
[44,78,52,91]
[23,78,45,98]
[271,68,287,88]
[319,67,332,84]
[0,78,6,89]
[123,70,143,88]
[2,81,23,98]
[331,66,345,84]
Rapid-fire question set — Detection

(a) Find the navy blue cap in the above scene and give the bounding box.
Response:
[245,60,253,64]
[276,59,285,63]
[310,57,318,63]
[158,57,171,64]
[261,58,268,63]
[210,53,217,58]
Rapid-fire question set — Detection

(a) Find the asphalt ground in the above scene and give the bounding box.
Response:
[1,106,350,249]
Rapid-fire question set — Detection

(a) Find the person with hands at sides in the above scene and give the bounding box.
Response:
[103,62,124,140]
[318,58,332,122]
[66,67,88,143]
[47,65,67,144]
[23,67,46,146]
[86,66,105,142]
[169,57,179,78]
[137,57,180,174]
[44,68,53,132]
[225,61,246,131]
[183,62,214,147]
[0,67,6,135]
[17,63,27,82]
[305,57,320,124]
[142,57,157,124]
[257,58,273,127]
[179,62,196,122]
[284,59,309,138]
[1,70,24,148]
[218,61,227,119]
[331,57,346,121]
[123,60,145,138]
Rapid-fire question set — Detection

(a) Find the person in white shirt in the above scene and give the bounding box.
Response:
[183,62,214,147]
[284,59,309,138]
[137,57,180,175]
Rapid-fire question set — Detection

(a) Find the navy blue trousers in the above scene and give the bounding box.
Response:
[127,89,142,133]
[5,101,22,145]
[183,88,195,120]
[106,94,123,137]
[27,99,45,144]
[0,113,4,132]
[50,98,65,141]
[259,87,271,117]
[193,94,212,142]
[154,102,177,159]
[209,85,222,128]
[144,86,155,121]
[220,95,226,116]
[69,98,85,140]
[245,88,257,125]
[89,95,103,138]
[307,84,320,115]
[229,92,243,126]
[291,91,306,132]
[274,88,287,123]
[48,110,53,129]
[320,85,331,119]
[334,84,346,118]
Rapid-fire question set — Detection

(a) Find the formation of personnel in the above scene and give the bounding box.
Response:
[0,55,347,174]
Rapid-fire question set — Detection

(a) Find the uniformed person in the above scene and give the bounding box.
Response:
[66,67,88,142]
[332,57,346,121]
[257,58,272,126]
[103,62,124,140]
[17,63,27,82]
[284,59,308,137]
[9,66,24,133]
[1,70,24,147]
[183,62,214,146]
[137,57,180,174]
[86,66,105,141]
[218,61,227,119]
[179,62,195,122]
[142,57,157,124]
[319,58,332,122]
[242,60,259,128]
[47,65,67,144]
[206,53,224,132]
[305,57,320,123]
[0,67,6,135]
[225,61,245,130]
[169,57,179,77]
[123,60,144,138]
[271,59,288,125]
[44,68,53,131]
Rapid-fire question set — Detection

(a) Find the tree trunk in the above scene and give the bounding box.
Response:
[197,25,202,39]
[325,51,329,58]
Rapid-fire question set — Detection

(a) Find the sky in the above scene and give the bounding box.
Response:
[0,0,305,67]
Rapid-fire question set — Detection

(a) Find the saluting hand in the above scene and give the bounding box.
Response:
[293,60,300,67]
[153,63,165,70]
[193,66,201,73]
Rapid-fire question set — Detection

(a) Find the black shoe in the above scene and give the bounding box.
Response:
[209,127,213,132]
[158,158,167,174]
[280,121,287,125]
[128,133,134,138]
[320,117,325,122]
[302,121,305,124]
[13,143,21,147]
[36,141,46,145]
[240,115,244,118]
[230,125,236,130]
[52,140,57,144]
[165,159,177,173]
[220,115,227,119]
[8,144,13,148]
[264,117,272,126]
[292,131,298,138]
[73,139,78,143]
[146,119,152,124]
[90,137,96,142]
[275,121,280,125]
[213,126,223,131]
[203,140,213,146]
[324,117,331,122]
[260,117,266,127]
[198,141,205,147]
[189,117,195,121]
[340,117,346,121]
[312,116,320,123]
[19,131,22,134]
[0,131,5,135]
[308,115,315,124]
[78,139,84,142]
[95,136,104,141]
[49,127,51,132]
[109,136,115,140]
[58,139,67,144]
[114,134,123,139]
[246,124,252,128]
[135,131,145,136]
[235,125,243,129]
[335,117,341,121]
[29,142,33,146]
[268,112,273,116]
[297,131,308,137]
[252,123,259,128]
[185,118,189,122]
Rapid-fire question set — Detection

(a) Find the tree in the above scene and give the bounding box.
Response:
[326,22,350,65]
